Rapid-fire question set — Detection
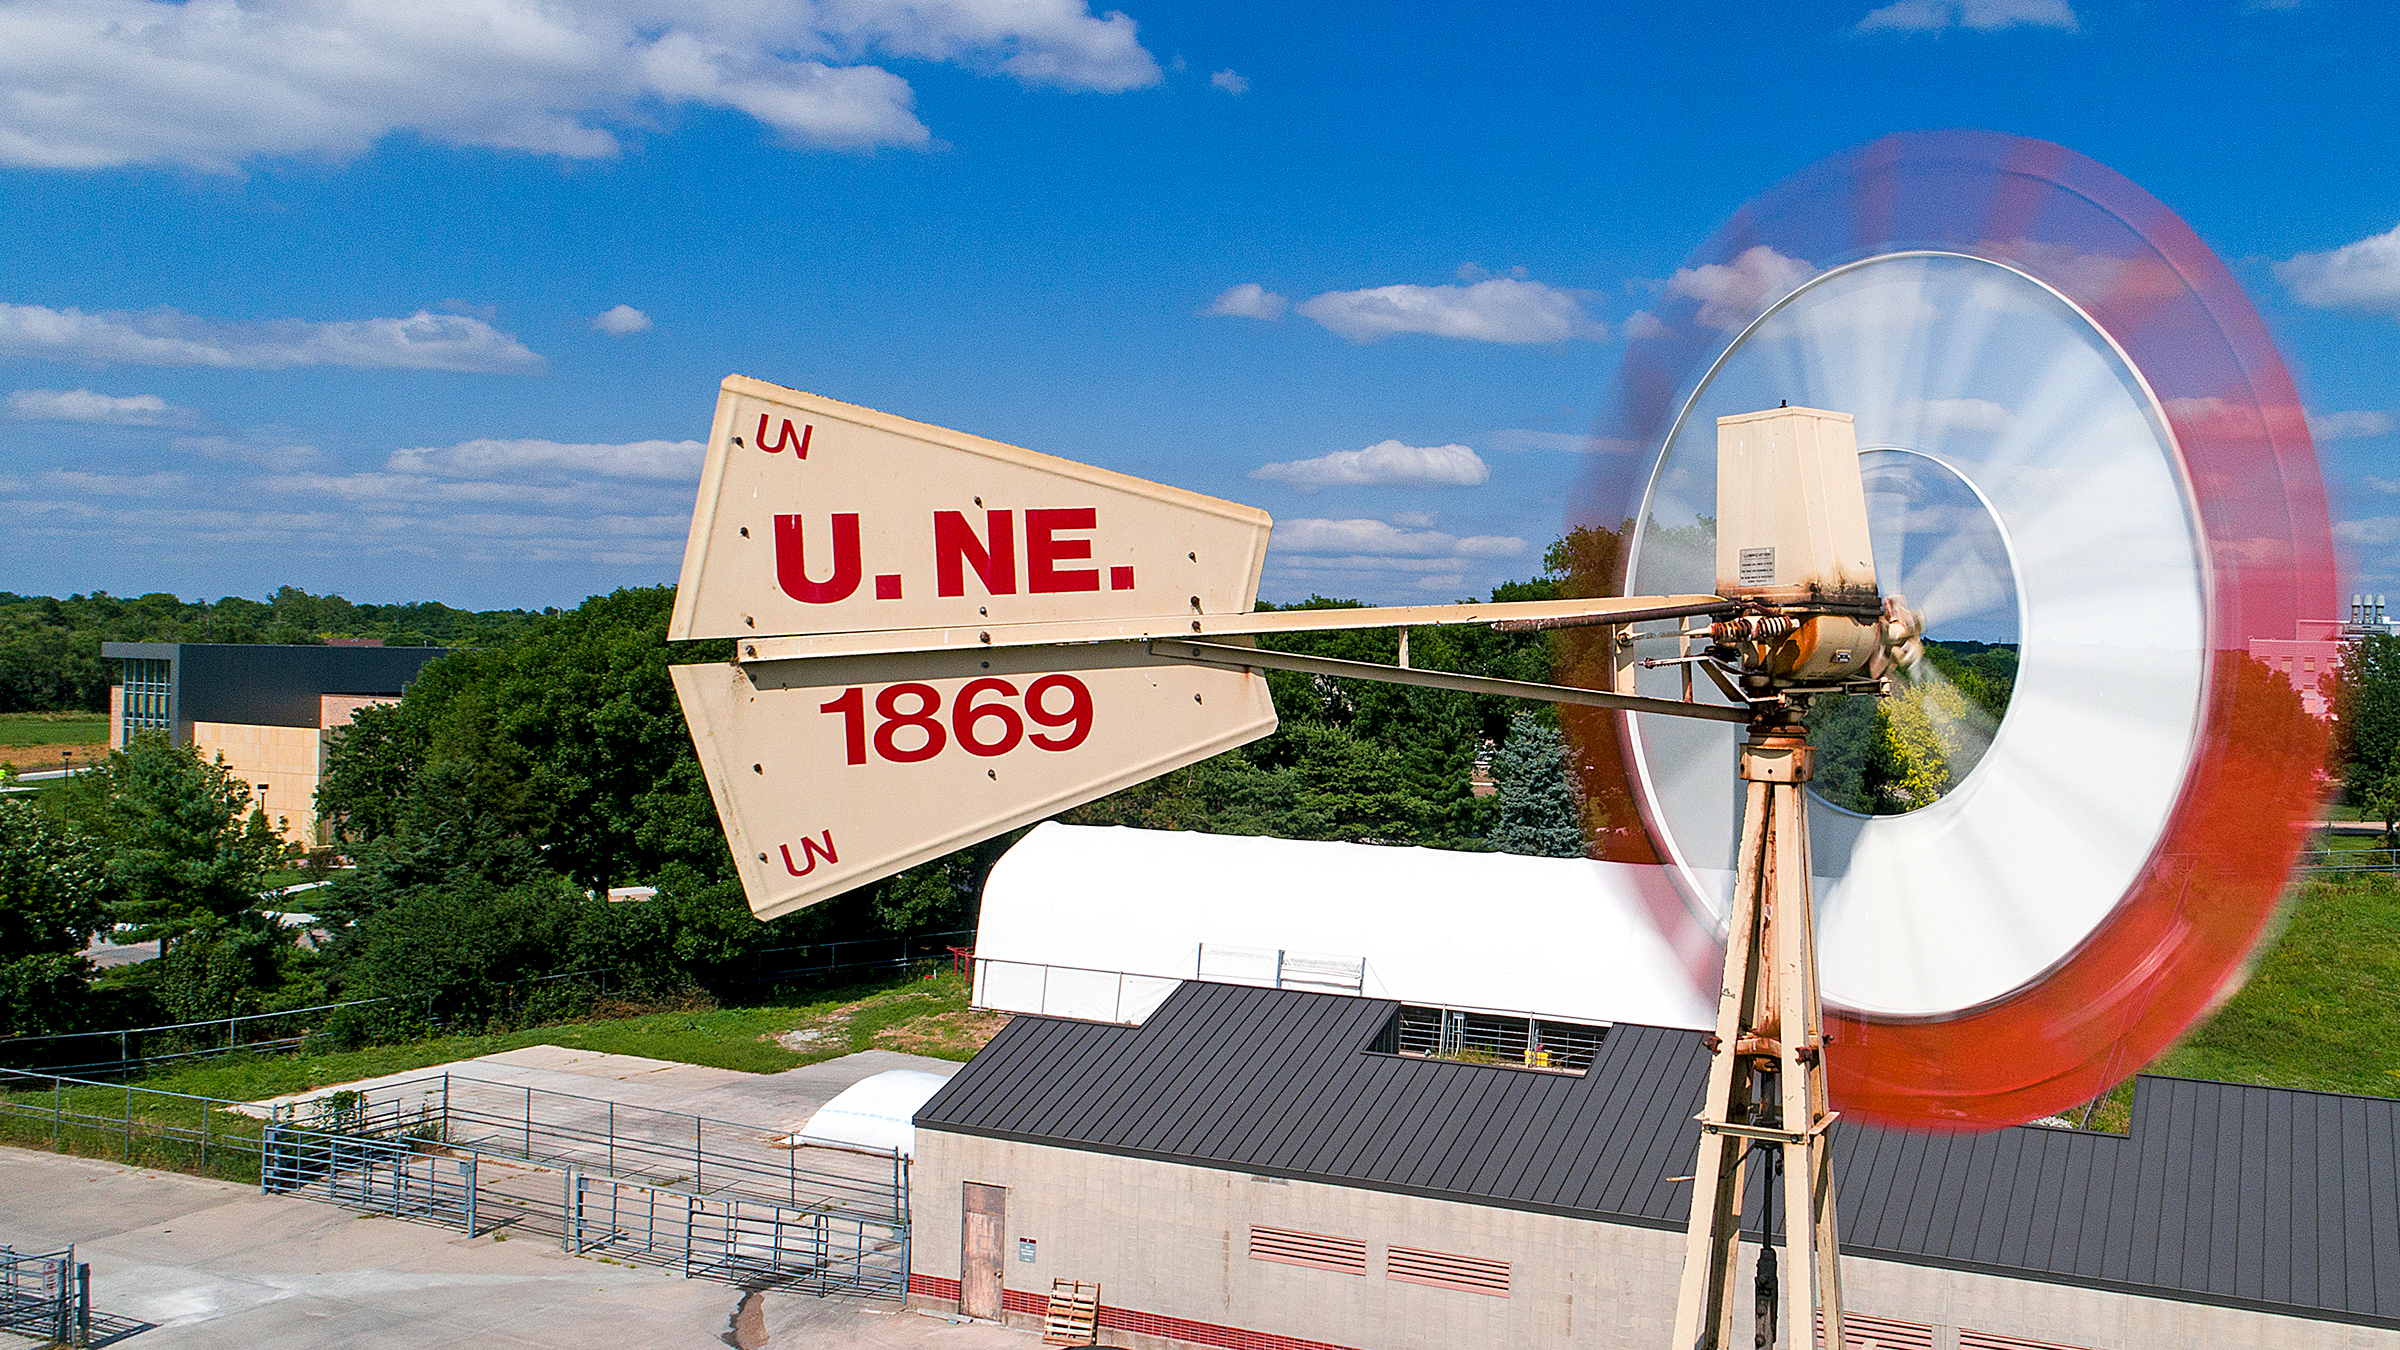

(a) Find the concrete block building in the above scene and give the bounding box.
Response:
[910,979,2400,1350]
[103,641,446,845]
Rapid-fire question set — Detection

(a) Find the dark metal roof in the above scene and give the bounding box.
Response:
[916,980,2400,1330]
[102,642,446,728]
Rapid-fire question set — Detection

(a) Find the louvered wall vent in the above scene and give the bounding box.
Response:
[1246,1226,1366,1275]
[1815,1311,1935,1349]
[1960,1332,2095,1350]
[1385,1244,1510,1297]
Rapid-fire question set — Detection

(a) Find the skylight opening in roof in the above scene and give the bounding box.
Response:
[1376,1006,1605,1075]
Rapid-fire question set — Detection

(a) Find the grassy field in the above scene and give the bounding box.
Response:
[1,970,1006,1177]
[2082,871,2400,1128]
[0,710,107,770]
[124,968,1001,1104]
[0,711,106,745]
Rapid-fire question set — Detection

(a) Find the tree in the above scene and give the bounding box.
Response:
[0,800,109,1036]
[2334,634,2400,840]
[48,733,283,946]
[316,587,733,898]
[1488,712,1584,857]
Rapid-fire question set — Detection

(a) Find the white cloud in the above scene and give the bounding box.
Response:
[0,0,1160,172]
[174,428,320,470]
[1904,397,2015,434]
[1210,69,1248,94]
[0,303,543,372]
[1294,278,1604,344]
[2275,224,2400,316]
[1621,309,1667,340]
[1667,246,1816,331]
[2336,517,2400,548]
[1251,440,1489,492]
[1857,0,2079,32]
[2311,410,2397,441]
[593,304,652,336]
[8,387,192,426]
[1203,283,1288,320]
[1271,517,1524,559]
[387,437,705,481]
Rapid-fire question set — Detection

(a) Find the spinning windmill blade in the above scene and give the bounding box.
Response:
[1580,131,2338,1132]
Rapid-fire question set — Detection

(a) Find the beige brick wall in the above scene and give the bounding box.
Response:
[189,720,327,846]
[912,1131,2398,1350]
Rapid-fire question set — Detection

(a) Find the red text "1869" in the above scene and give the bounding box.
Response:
[819,676,1094,765]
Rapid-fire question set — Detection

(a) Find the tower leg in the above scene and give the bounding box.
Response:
[1668,724,1846,1349]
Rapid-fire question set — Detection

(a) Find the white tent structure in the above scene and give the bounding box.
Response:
[971,823,1715,1030]
[783,1069,953,1157]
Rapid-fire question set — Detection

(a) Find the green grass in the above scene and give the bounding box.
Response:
[2,969,997,1180]
[2080,872,2400,1129]
[129,969,982,1104]
[0,711,107,747]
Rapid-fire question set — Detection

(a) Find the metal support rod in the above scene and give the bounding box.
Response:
[1669,719,1846,1349]
[1147,639,1753,723]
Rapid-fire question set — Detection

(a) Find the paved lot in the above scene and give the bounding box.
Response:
[246,1045,958,1136]
[1,1147,1029,1350]
[244,1046,959,1207]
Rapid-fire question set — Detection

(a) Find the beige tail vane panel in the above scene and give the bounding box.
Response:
[670,376,1274,644]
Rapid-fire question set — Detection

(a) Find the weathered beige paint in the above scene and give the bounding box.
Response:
[674,644,1275,919]
[1714,406,1877,603]
[670,376,1274,645]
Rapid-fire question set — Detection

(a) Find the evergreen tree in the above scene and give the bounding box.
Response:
[1487,712,1584,857]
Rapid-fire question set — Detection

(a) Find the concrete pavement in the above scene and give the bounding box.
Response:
[0,1146,1030,1350]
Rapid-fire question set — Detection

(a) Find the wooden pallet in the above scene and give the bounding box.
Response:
[1041,1279,1100,1346]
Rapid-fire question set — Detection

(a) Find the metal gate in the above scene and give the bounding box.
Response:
[262,1125,481,1235]
[566,1170,906,1297]
[0,1245,88,1347]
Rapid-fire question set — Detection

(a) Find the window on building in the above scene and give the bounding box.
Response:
[120,658,172,746]
[1375,1005,1604,1073]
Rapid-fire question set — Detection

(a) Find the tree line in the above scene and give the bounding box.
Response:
[0,586,546,713]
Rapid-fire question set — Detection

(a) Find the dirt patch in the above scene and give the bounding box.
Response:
[0,742,102,770]
[872,1009,1012,1059]
[774,1014,851,1052]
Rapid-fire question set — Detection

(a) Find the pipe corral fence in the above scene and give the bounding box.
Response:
[0,1068,909,1299]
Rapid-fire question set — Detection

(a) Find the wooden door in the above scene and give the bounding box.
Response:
[961,1182,1006,1319]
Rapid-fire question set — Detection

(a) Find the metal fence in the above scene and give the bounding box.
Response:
[567,1169,908,1294]
[0,999,393,1079]
[0,1067,910,1299]
[0,1245,87,1348]
[1385,1005,1605,1074]
[2298,847,2400,874]
[0,1068,267,1184]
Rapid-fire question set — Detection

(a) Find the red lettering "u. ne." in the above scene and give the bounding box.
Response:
[775,514,862,604]
[780,832,839,876]
[758,416,812,458]
[934,509,1017,597]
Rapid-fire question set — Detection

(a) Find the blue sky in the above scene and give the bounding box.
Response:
[2,0,2397,613]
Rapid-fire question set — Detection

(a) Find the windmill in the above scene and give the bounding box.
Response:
[662,133,2335,1348]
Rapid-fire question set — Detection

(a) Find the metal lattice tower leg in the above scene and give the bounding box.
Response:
[1670,717,1845,1350]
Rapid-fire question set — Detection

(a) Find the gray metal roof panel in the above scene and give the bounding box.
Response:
[917,981,2400,1328]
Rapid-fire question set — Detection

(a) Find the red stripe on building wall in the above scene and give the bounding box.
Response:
[908,1272,1368,1350]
